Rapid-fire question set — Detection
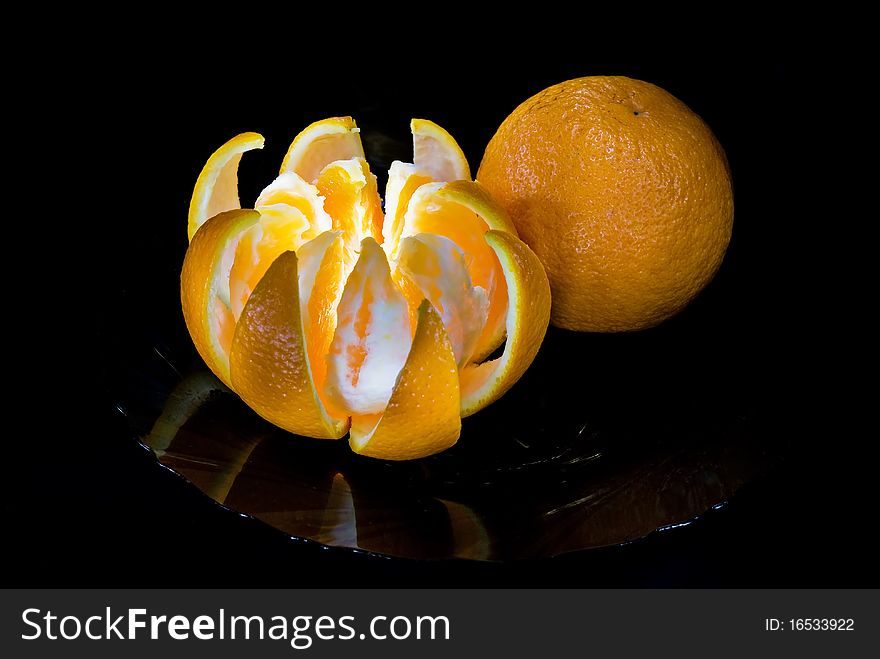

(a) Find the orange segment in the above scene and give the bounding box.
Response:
[324,238,412,416]
[188,132,264,241]
[228,210,311,320]
[296,230,347,417]
[397,234,488,368]
[382,121,473,256]
[391,266,424,338]
[399,180,517,361]
[350,300,461,460]
[316,158,384,267]
[459,230,551,417]
[255,171,333,241]
[280,116,365,184]
[382,161,433,258]
[230,248,350,439]
[181,209,261,388]
[411,118,471,181]
[227,172,330,322]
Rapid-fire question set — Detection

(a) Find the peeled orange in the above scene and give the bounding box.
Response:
[181,118,551,460]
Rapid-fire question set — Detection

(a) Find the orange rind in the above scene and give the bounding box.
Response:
[188,132,264,242]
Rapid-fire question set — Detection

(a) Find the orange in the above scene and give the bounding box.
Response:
[181,118,551,460]
[478,76,734,332]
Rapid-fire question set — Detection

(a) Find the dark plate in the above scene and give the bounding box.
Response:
[127,328,774,561]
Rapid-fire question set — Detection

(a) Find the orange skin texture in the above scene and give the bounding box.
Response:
[478,76,734,332]
[230,249,350,439]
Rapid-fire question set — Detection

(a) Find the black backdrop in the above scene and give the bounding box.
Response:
[11,40,869,587]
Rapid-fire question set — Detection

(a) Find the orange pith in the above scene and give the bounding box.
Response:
[324,237,412,417]
[182,118,551,459]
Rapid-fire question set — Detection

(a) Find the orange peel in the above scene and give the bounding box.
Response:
[231,245,350,439]
[188,132,264,242]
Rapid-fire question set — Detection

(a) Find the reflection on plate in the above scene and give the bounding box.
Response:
[123,320,776,561]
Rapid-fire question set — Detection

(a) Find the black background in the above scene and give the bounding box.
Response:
[11,38,870,587]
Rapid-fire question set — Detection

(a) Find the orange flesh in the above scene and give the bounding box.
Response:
[397,234,489,368]
[210,190,507,404]
[214,298,236,358]
[324,238,412,416]
[256,189,318,227]
[400,197,508,358]
[258,189,314,216]
[315,158,383,244]
[386,172,432,257]
[204,150,507,423]
[307,263,344,389]
[289,132,364,184]
[301,235,347,415]
[229,217,308,320]
[321,172,358,235]
[391,268,425,336]
[316,160,384,265]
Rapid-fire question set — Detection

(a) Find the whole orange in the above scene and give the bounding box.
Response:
[477,76,733,332]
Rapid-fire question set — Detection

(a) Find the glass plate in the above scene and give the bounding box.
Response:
[114,316,775,561]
